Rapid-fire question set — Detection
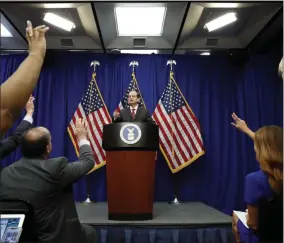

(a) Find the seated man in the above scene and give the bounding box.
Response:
[0,119,97,243]
[113,90,154,123]
[0,96,34,161]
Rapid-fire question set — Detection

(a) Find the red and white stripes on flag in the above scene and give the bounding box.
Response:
[152,71,204,173]
[68,73,112,173]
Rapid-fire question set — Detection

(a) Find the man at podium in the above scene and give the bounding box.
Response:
[113,90,154,123]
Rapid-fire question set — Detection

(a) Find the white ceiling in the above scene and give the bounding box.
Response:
[0,2,282,54]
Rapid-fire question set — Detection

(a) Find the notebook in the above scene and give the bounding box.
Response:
[233,210,248,228]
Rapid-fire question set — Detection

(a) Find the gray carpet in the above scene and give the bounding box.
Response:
[76,202,232,226]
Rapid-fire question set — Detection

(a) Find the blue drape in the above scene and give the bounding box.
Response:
[0,52,282,215]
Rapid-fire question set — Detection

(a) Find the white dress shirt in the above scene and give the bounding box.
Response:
[130,105,138,114]
[23,114,33,124]
[78,139,90,147]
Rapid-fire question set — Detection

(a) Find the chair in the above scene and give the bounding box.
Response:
[0,199,37,242]
[257,192,283,243]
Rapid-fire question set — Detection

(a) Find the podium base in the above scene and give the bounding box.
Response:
[108,213,153,221]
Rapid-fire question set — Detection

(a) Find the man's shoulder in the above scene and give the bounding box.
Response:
[120,108,129,113]
[139,107,149,113]
[46,157,69,168]
[37,157,69,177]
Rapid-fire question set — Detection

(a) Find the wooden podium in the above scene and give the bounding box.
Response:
[102,122,159,221]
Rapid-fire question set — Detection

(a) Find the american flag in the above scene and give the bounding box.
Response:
[114,72,145,114]
[152,71,204,173]
[67,73,112,172]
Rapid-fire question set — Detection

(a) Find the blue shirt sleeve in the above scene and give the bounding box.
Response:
[244,172,264,205]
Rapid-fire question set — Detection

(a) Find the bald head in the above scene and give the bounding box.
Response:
[21,127,51,158]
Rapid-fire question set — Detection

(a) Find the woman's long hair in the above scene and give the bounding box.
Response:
[254,126,283,194]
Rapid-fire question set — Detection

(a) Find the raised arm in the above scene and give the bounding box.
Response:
[0,21,49,136]
[58,119,95,187]
[231,112,255,140]
[0,97,35,160]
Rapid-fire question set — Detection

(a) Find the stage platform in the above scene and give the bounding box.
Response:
[76,202,234,243]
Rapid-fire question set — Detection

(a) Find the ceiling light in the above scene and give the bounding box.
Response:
[207,3,239,8]
[43,3,74,8]
[1,24,13,37]
[200,52,210,56]
[120,50,158,54]
[115,7,166,36]
[204,12,237,32]
[43,13,75,31]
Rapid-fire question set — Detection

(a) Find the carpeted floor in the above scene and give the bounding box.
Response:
[76,202,232,227]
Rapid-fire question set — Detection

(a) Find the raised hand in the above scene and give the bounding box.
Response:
[231,113,249,132]
[25,96,35,116]
[231,113,255,139]
[26,20,49,61]
[75,119,88,140]
[113,111,120,119]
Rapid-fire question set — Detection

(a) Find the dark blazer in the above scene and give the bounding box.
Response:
[0,144,95,243]
[113,107,155,123]
[0,120,32,160]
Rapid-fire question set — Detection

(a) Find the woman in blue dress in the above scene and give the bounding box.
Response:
[231,113,282,243]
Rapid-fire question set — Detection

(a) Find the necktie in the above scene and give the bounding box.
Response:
[131,109,135,119]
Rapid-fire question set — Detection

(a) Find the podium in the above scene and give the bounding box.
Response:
[102,122,159,220]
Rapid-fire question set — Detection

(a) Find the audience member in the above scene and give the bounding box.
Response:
[0,119,97,243]
[231,115,283,243]
[0,21,48,137]
[0,96,35,161]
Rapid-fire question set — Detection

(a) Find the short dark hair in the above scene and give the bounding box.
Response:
[129,90,140,98]
[20,128,50,158]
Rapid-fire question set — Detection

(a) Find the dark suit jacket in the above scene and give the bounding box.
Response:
[113,107,155,123]
[0,120,32,160]
[0,144,95,243]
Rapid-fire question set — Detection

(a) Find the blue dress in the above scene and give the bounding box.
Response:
[237,170,273,243]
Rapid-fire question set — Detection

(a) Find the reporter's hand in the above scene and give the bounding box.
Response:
[113,111,120,119]
[231,112,249,132]
[26,20,49,61]
[25,96,35,116]
[75,119,88,141]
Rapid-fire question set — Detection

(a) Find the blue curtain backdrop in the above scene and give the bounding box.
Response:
[0,52,282,215]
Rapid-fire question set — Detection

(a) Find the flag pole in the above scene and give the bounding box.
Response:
[83,61,99,204]
[129,61,146,108]
[167,60,181,205]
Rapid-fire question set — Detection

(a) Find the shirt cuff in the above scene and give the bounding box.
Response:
[23,114,33,124]
[78,139,90,147]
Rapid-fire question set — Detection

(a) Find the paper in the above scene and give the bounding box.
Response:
[233,210,248,228]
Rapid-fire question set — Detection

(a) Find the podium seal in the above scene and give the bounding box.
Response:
[120,123,142,144]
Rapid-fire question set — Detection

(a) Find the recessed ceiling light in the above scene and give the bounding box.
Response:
[208,3,239,8]
[204,12,237,32]
[200,52,210,56]
[115,7,166,36]
[1,24,13,37]
[120,50,158,54]
[43,13,75,31]
[43,3,74,9]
